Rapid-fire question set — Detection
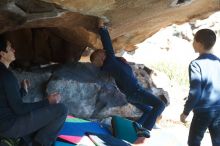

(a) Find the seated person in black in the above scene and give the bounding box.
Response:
[0,35,67,146]
[90,19,166,138]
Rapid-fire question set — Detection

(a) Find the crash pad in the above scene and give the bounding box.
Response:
[111,116,138,143]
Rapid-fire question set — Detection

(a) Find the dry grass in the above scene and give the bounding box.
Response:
[159,118,190,128]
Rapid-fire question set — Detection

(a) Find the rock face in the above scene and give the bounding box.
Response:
[14,62,169,120]
[14,70,52,102]
[0,0,219,66]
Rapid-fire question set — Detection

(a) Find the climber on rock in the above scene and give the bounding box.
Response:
[90,18,166,138]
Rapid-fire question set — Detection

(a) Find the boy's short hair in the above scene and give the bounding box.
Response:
[90,49,105,62]
[194,29,216,50]
[0,34,7,52]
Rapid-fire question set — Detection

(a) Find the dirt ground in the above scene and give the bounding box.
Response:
[151,86,212,146]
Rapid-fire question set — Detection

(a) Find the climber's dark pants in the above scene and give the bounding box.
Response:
[127,87,165,131]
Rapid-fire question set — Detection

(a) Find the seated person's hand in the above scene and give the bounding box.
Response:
[21,79,30,93]
[47,92,61,104]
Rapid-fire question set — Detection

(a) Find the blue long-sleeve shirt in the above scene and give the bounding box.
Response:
[184,53,220,115]
[99,27,140,96]
[0,62,49,132]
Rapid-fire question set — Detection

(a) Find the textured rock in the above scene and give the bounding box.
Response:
[0,0,219,66]
[13,69,52,102]
[13,62,170,119]
[47,63,169,119]
[46,63,128,118]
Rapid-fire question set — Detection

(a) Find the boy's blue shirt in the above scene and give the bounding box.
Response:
[184,53,220,115]
[99,27,140,96]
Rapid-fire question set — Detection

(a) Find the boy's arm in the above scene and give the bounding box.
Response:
[98,19,115,57]
[183,62,202,116]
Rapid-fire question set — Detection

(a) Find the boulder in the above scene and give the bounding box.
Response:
[14,62,170,119]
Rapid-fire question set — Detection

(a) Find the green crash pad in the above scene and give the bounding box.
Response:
[111,116,138,143]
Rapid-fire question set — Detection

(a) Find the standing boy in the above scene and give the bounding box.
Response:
[180,29,220,146]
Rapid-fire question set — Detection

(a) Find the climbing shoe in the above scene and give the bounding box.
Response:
[0,137,20,146]
[132,122,150,138]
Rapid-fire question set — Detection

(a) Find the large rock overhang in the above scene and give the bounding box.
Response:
[0,0,219,67]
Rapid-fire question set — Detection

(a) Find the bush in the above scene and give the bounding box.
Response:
[150,61,189,87]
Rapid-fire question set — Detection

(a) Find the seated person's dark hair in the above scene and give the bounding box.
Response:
[0,34,7,52]
[195,29,216,50]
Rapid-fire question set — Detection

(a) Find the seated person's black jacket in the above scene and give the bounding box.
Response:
[0,62,49,132]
